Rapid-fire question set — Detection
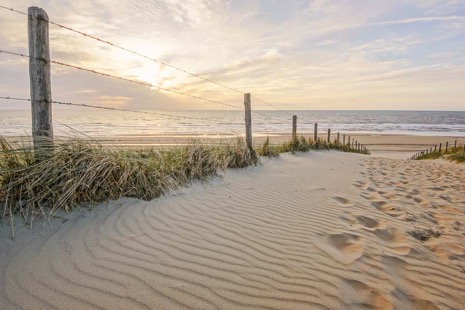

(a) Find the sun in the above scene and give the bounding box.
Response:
[108,40,185,92]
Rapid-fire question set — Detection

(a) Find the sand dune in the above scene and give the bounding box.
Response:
[1,152,465,309]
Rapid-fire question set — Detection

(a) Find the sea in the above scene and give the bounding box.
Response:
[1,109,464,137]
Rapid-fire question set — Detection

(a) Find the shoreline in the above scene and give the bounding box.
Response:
[3,133,464,159]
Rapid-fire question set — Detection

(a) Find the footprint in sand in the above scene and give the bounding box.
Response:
[374,227,411,255]
[331,197,352,206]
[341,279,392,310]
[356,215,381,229]
[316,233,365,265]
[371,201,404,217]
[382,256,441,310]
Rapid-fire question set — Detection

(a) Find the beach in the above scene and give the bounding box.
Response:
[5,133,463,161]
[1,150,464,309]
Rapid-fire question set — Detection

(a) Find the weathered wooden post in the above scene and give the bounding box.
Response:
[337,132,340,144]
[434,145,437,152]
[343,134,346,146]
[29,6,53,159]
[244,93,252,150]
[454,140,457,148]
[347,135,350,147]
[314,123,318,142]
[439,143,442,152]
[292,115,297,139]
[327,129,331,144]
[446,142,449,153]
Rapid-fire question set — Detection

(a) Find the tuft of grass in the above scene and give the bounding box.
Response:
[448,149,465,163]
[415,146,465,163]
[256,137,280,158]
[0,136,257,236]
[416,151,443,160]
[258,136,370,157]
[1,134,370,237]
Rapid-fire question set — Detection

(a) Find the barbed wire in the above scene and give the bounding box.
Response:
[0,49,244,111]
[0,5,244,94]
[1,49,277,120]
[0,96,234,123]
[0,5,292,121]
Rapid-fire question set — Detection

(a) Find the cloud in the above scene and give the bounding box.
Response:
[369,15,465,26]
[0,0,465,111]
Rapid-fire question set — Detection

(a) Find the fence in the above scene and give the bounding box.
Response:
[410,139,464,160]
[0,6,370,158]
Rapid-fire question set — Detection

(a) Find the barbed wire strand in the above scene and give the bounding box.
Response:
[0,5,245,95]
[0,50,244,111]
[0,5,290,120]
[0,96,234,123]
[1,49,275,120]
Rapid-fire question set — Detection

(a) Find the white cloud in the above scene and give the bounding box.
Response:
[0,0,464,111]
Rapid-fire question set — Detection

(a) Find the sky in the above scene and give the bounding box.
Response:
[0,0,464,111]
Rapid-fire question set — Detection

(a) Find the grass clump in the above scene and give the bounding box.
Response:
[0,136,256,236]
[448,149,465,163]
[257,136,370,157]
[1,133,369,237]
[415,146,465,163]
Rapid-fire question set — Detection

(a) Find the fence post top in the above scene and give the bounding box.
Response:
[28,6,48,18]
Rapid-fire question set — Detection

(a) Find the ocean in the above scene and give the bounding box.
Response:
[1,108,464,137]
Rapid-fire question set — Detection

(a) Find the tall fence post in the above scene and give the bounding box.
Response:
[439,143,442,153]
[292,115,297,139]
[343,134,346,145]
[29,7,53,159]
[314,123,318,142]
[454,140,457,148]
[446,142,449,153]
[244,93,252,150]
[337,132,340,144]
[327,129,331,144]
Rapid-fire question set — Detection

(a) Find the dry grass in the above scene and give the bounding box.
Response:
[1,134,368,237]
[415,146,465,163]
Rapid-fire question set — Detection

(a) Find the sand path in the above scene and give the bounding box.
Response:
[1,152,464,309]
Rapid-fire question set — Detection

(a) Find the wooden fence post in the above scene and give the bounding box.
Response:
[337,132,340,144]
[244,93,252,150]
[439,143,442,153]
[292,115,297,139]
[446,142,449,153]
[314,123,318,142]
[327,129,331,144]
[343,134,346,145]
[347,136,350,147]
[454,140,457,148]
[434,145,437,152]
[29,6,53,158]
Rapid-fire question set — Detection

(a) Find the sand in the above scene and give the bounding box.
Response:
[1,151,465,309]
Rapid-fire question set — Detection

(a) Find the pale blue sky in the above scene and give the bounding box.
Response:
[0,0,464,110]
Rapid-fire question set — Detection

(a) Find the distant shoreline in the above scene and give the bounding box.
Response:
[3,133,464,160]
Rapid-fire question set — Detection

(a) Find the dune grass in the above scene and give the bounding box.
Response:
[414,146,465,163]
[1,135,368,237]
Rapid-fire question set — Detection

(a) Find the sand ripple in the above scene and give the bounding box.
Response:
[1,152,465,309]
